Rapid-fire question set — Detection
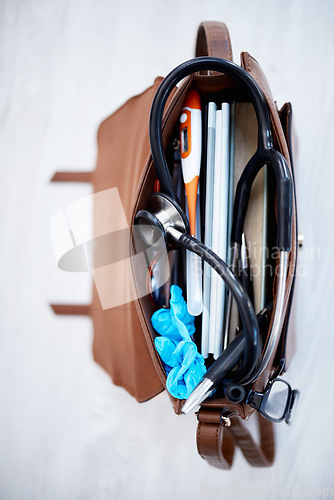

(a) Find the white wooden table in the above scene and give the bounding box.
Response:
[1,1,334,498]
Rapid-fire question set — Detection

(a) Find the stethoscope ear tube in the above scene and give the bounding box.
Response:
[149,57,274,201]
[230,149,293,251]
[276,154,293,252]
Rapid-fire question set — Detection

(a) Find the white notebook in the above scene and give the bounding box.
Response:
[201,102,217,358]
[208,103,230,359]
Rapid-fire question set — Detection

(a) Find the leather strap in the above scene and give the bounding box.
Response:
[197,408,275,469]
[51,171,92,183]
[197,409,235,469]
[196,21,233,60]
[229,415,274,467]
[50,304,91,316]
[50,174,93,319]
[194,21,235,96]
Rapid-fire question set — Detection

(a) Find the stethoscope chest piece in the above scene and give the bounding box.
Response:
[135,193,189,247]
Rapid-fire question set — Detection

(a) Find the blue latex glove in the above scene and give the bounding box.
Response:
[152,285,206,399]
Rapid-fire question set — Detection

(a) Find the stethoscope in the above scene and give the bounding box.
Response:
[135,57,293,389]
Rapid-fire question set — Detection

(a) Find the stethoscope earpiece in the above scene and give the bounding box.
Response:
[224,383,246,404]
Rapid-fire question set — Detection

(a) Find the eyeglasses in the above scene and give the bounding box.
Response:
[246,378,299,424]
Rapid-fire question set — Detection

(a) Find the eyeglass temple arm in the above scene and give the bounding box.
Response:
[246,390,265,411]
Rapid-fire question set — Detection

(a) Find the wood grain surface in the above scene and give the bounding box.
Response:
[1,1,334,498]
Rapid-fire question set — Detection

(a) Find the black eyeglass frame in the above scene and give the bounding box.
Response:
[246,378,299,424]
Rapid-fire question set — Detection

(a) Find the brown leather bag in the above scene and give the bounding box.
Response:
[51,21,297,469]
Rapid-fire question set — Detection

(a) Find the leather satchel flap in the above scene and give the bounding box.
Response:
[90,78,166,402]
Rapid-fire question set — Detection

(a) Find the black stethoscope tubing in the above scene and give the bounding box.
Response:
[149,57,293,252]
[140,57,294,388]
[135,192,261,379]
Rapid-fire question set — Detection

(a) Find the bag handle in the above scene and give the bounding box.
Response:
[197,408,274,469]
[195,21,233,61]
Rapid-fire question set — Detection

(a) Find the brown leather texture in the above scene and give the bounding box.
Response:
[51,21,297,466]
[197,409,274,469]
[196,20,233,60]
[52,78,171,402]
[194,21,235,93]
